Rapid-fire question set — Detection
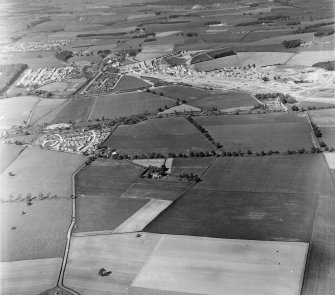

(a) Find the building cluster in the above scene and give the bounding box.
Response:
[17,67,78,87]
[0,40,72,52]
[81,72,122,95]
[39,129,110,154]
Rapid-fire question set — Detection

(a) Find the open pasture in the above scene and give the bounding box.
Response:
[64,233,161,295]
[301,195,335,295]
[195,113,313,153]
[287,50,335,66]
[76,159,144,198]
[0,198,71,261]
[242,30,295,42]
[0,144,25,173]
[131,235,308,295]
[196,154,335,196]
[320,127,335,148]
[103,117,214,156]
[309,109,335,127]
[0,96,39,127]
[157,85,255,110]
[88,92,175,120]
[114,75,150,92]
[0,147,86,200]
[53,96,94,123]
[0,258,62,295]
[145,189,318,242]
[121,179,190,201]
[33,100,69,125]
[30,98,66,124]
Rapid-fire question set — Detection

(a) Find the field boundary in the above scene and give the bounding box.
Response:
[0,144,27,174]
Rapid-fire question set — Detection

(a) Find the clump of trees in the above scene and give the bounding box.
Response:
[314,27,334,37]
[205,21,221,25]
[312,61,335,71]
[255,93,297,104]
[144,164,168,179]
[213,50,236,59]
[98,268,112,277]
[282,39,302,48]
[311,122,322,138]
[179,172,201,182]
[55,50,73,62]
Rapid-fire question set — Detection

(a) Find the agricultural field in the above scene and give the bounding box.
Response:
[194,113,314,153]
[75,159,145,198]
[194,52,295,71]
[170,157,214,176]
[52,96,94,123]
[33,100,69,125]
[301,195,335,295]
[0,144,25,173]
[287,50,335,66]
[324,153,335,170]
[121,178,190,201]
[103,117,214,156]
[30,98,66,124]
[0,64,27,94]
[64,233,161,295]
[88,92,175,120]
[113,199,172,233]
[0,198,71,261]
[113,75,150,91]
[131,235,308,295]
[157,85,256,110]
[158,103,201,114]
[145,189,318,242]
[196,154,335,195]
[0,258,62,295]
[74,195,149,234]
[0,96,39,128]
[0,147,86,200]
[309,109,335,148]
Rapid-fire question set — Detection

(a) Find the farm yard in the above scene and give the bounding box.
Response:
[103,117,214,156]
[156,85,256,110]
[194,113,314,153]
[88,92,175,120]
[0,147,86,200]
[0,198,71,261]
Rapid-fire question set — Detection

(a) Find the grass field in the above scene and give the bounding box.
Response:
[64,233,161,295]
[114,75,150,91]
[88,92,175,120]
[157,86,255,110]
[145,190,318,242]
[0,198,71,261]
[30,98,66,124]
[75,159,144,198]
[196,154,335,195]
[53,97,95,123]
[0,258,62,295]
[34,100,69,125]
[132,158,166,168]
[0,96,39,127]
[242,30,295,42]
[121,179,190,201]
[195,113,314,153]
[159,104,201,114]
[38,78,87,95]
[131,235,308,295]
[0,147,86,200]
[0,144,25,173]
[103,117,214,156]
[171,157,214,176]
